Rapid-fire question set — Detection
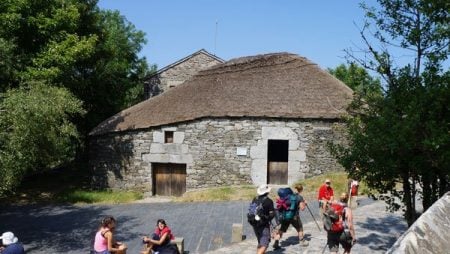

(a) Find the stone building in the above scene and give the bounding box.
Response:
[90,53,353,196]
[144,49,224,99]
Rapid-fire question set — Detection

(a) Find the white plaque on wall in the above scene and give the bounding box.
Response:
[236,147,247,156]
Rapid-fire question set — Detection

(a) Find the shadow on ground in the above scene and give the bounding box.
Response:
[356,215,407,251]
[0,204,147,253]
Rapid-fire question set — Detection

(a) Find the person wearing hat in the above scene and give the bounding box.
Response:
[0,232,25,254]
[318,179,334,220]
[250,184,275,254]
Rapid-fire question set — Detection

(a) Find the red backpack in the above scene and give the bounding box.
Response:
[323,203,346,232]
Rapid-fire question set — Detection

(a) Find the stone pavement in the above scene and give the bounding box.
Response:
[204,199,408,254]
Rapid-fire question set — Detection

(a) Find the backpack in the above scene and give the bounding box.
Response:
[323,202,346,232]
[247,196,267,227]
[276,188,298,221]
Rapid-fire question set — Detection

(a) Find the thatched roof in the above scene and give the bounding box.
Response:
[90,53,353,136]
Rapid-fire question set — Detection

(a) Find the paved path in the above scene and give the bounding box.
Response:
[0,201,251,254]
[204,199,408,254]
[0,198,406,254]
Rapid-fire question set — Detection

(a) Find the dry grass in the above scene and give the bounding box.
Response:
[296,171,352,201]
[173,185,256,202]
[174,171,371,203]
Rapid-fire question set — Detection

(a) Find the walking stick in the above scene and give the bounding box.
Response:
[306,204,322,232]
[321,241,328,254]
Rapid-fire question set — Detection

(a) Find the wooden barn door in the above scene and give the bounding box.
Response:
[153,163,186,196]
[267,140,288,184]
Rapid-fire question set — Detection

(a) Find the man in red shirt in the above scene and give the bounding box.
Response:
[318,179,334,219]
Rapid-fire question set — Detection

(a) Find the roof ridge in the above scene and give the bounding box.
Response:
[197,56,314,77]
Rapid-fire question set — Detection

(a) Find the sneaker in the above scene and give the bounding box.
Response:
[273,240,281,250]
[300,239,309,246]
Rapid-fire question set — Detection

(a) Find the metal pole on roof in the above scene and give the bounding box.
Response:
[214,19,218,55]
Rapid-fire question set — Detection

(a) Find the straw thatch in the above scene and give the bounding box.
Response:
[90,53,353,136]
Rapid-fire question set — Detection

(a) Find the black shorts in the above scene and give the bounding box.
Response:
[253,225,271,248]
[327,230,352,252]
[279,215,303,232]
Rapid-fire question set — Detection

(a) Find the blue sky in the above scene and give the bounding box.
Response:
[98,0,377,70]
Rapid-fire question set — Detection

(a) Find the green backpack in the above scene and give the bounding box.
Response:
[277,194,298,221]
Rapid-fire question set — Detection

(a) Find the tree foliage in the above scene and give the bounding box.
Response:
[328,62,382,97]
[0,83,85,194]
[331,0,450,226]
[0,0,150,195]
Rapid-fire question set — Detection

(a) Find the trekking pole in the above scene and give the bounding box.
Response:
[306,204,321,232]
[321,242,328,254]
[347,181,352,207]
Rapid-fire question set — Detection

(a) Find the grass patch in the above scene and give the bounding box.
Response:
[57,190,143,204]
[175,171,373,203]
[295,171,371,201]
[174,185,256,202]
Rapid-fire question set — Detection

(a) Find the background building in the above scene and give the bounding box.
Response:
[144,49,224,99]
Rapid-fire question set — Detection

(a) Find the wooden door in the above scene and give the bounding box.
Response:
[153,163,186,196]
[267,140,289,184]
[268,161,288,184]
[171,164,186,196]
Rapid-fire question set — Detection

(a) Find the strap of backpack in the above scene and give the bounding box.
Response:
[289,194,297,211]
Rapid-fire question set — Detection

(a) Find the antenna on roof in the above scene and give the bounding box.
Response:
[214,19,218,55]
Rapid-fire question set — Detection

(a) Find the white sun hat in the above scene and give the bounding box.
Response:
[0,231,18,245]
[257,184,271,196]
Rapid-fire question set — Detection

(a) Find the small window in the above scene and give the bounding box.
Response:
[165,131,174,143]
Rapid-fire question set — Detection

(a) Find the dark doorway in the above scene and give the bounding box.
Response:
[267,140,288,184]
[152,163,186,196]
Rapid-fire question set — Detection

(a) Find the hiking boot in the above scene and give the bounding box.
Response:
[300,239,309,246]
[273,240,281,250]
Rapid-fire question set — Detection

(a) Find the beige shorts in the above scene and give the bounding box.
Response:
[349,196,358,209]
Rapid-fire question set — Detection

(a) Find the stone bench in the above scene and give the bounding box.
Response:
[231,223,243,243]
[172,237,184,253]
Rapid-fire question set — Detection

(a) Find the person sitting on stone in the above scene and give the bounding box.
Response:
[142,219,178,254]
[0,232,25,254]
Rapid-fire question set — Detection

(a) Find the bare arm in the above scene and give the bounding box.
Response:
[105,231,118,252]
[105,231,126,252]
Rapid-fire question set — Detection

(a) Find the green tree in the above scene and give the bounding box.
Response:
[0,83,85,195]
[0,0,150,131]
[328,63,382,96]
[331,0,449,226]
[0,0,150,194]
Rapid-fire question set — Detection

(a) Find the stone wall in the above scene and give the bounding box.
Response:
[89,117,346,192]
[144,52,222,99]
[386,192,450,254]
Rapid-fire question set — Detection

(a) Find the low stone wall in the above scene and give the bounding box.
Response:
[386,192,450,254]
[89,117,346,191]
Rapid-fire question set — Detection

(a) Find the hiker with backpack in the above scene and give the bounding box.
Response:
[247,184,275,254]
[273,184,309,250]
[323,193,356,254]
